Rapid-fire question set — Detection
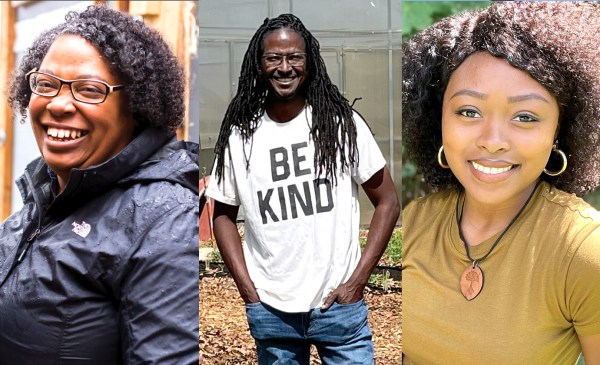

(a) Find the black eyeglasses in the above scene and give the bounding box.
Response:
[262,52,307,67]
[26,68,125,104]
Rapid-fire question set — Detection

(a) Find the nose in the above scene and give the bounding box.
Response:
[45,86,76,115]
[278,58,292,72]
[476,119,510,154]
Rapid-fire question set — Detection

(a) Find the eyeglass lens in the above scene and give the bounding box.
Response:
[262,53,306,66]
[29,72,108,103]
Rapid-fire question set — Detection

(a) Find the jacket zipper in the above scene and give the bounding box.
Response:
[17,228,42,262]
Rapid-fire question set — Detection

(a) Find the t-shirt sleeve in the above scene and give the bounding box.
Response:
[205,145,240,206]
[350,111,387,184]
[567,225,600,336]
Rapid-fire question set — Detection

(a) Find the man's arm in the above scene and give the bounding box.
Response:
[212,201,260,304]
[321,166,400,309]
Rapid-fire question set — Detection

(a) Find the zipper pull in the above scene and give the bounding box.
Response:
[17,228,41,262]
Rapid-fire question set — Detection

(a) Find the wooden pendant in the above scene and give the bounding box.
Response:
[460,265,484,301]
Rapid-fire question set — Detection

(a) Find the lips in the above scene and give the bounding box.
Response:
[46,127,87,142]
[470,161,514,175]
[273,76,296,84]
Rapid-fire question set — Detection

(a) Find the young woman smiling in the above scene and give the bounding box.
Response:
[402,2,600,364]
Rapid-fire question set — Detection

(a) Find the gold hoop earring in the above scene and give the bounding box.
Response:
[543,143,567,176]
[438,146,450,169]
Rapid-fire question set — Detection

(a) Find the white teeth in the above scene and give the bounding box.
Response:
[47,127,84,140]
[471,161,512,175]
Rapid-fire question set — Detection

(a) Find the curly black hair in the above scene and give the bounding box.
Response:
[8,5,184,131]
[213,13,357,184]
[403,2,600,196]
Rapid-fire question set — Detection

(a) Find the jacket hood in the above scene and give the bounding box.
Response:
[119,137,199,195]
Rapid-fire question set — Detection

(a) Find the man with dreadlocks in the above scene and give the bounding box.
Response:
[206,14,399,364]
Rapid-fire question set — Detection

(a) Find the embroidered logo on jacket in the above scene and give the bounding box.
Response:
[72,221,91,238]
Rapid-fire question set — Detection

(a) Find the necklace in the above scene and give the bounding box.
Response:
[455,182,540,301]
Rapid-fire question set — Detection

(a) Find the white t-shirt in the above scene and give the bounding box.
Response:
[206,107,386,312]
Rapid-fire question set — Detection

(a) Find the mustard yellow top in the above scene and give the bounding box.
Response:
[402,182,600,364]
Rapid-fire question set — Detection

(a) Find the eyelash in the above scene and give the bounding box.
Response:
[456,109,540,123]
[512,113,539,123]
[456,108,481,118]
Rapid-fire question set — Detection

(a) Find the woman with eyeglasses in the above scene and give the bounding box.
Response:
[0,5,198,364]
[402,2,600,364]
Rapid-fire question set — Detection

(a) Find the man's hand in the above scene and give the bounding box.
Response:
[321,281,365,310]
[243,289,261,304]
[320,167,399,311]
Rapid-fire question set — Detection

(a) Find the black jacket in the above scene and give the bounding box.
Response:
[0,127,199,364]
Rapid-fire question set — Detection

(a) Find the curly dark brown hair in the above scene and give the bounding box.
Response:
[403,2,600,196]
[8,5,184,131]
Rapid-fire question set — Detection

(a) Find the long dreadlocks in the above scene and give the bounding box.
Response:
[213,13,358,185]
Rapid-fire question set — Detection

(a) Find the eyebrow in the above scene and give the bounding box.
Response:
[450,89,550,104]
[507,93,550,104]
[37,68,107,82]
[449,89,486,100]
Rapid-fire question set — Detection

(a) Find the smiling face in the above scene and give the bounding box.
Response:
[261,28,307,102]
[442,52,559,208]
[28,35,136,190]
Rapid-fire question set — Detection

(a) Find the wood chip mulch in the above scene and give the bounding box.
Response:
[200,277,402,364]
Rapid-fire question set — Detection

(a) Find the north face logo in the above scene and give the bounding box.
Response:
[72,221,91,238]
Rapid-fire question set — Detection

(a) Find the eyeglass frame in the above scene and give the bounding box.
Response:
[25,68,125,104]
[261,52,307,67]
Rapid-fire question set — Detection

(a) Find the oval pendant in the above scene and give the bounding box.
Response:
[460,265,484,301]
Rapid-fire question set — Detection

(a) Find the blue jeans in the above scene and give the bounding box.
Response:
[245,299,374,365]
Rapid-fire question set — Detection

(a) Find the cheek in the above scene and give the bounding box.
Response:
[441,117,463,151]
[28,95,45,120]
[521,140,554,169]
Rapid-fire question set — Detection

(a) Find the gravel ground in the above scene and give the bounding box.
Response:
[200,276,402,364]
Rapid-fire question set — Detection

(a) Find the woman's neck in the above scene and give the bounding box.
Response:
[460,182,538,246]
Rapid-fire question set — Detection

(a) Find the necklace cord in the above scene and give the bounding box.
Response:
[455,180,542,264]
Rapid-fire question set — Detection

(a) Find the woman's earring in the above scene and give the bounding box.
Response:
[438,145,450,169]
[543,142,567,176]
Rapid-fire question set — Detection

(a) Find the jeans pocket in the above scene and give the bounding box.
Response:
[245,301,263,309]
[335,298,365,307]
[311,298,370,344]
[245,302,299,341]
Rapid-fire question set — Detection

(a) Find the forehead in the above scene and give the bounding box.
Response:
[446,52,552,96]
[39,35,115,81]
[262,28,305,53]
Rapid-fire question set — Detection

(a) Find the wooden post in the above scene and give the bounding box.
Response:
[0,2,16,220]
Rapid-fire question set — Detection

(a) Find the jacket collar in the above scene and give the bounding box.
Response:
[17,126,174,218]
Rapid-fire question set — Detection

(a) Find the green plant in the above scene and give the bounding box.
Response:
[386,230,402,265]
[368,270,394,291]
[359,228,402,266]
[208,249,223,263]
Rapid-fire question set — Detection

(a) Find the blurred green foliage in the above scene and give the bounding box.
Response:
[360,229,402,265]
[402,1,489,41]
